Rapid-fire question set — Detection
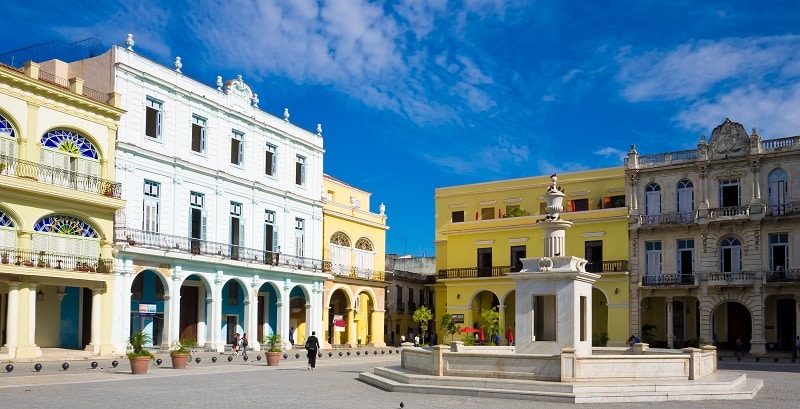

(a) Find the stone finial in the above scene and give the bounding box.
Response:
[628,144,638,154]
[751,127,759,137]
[174,57,183,73]
[379,202,386,215]
[283,108,290,122]
[316,123,322,136]
[125,34,135,51]
[216,76,223,91]
[699,134,707,144]
[251,93,259,107]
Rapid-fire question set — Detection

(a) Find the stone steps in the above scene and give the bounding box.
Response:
[359,366,764,403]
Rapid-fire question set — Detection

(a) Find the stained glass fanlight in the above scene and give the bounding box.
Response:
[33,215,98,238]
[0,210,15,227]
[355,237,373,251]
[0,113,16,138]
[40,129,98,159]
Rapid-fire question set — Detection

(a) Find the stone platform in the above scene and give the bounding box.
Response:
[359,365,764,403]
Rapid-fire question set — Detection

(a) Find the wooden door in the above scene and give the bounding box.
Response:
[179,286,199,342]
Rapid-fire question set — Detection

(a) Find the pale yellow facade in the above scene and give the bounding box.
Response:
[321,174,389,347]
[434,167,630,346]
[0,61,125,358]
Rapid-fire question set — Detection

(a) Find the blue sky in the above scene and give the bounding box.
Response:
[4,1,800,257]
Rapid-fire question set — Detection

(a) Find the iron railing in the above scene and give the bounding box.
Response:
[765,269,800,283]
[0,154,122,198]
[642,274,696,286]
[437,266,511,279]
[707,271,759,283]
[0,246,113,274]
[324,262,386,282]
[766,202,800,216]
[641,211,696,226]
[115,227,326,271]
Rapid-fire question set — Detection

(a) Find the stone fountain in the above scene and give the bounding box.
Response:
[360,175,762,403]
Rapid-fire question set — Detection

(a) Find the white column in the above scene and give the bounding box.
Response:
[114,259,134,352]
[90,287,102,352]
[171,271,182,346]
[280,279,291,345]
[666,297,674,349]
[212,271,224,351]
[28,283,38,347]
[247,277,258,347]
[4,283,19,354]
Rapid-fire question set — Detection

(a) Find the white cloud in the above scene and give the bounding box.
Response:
[594,147,627,159]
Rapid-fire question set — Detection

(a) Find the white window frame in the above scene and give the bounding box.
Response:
[265,143,277,177]
[191,115,207,154]
[143,180,160,233]
[145,97,163,140]
[295,155,306,187]
[645,241,662,275]
[231,130,244,167]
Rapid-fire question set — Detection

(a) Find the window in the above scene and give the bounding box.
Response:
[584,240,602,273]
[189,192,206,249]
[510,245,526,272]
[719,179,740,208]
[265,144,277,177]
[645,183,661,215]
[719,237,742,273]
[295,155,306,186]
[769,233,788,272]
[645,241,662,275]
[0,113,17,158]
[142,180,160,233]
[230,130,244,166]
[145,97,163,139]
[294,217,305,257]
[191,115,206,153]
[230,202,244,259]
[677,239,694,275]
[676,180,694,222]
[451,211,464,223]
[264,210,277,254]
[768,169,788,215]
[228,281,239,305]
[477,248,492,277]
[602,195,626,209]
[481,207,495,220]
[396,285,403,305]
[568,199,589,212]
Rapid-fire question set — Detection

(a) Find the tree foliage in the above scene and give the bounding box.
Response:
[440,313,459,344]
[413,305,433,343]
[481,308,500,345]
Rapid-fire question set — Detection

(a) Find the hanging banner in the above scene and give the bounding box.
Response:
[138,303,157,317]
[334,314,345,332]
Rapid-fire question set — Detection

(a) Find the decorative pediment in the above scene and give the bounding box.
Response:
[708,118,750,158]
[221,75,259,107]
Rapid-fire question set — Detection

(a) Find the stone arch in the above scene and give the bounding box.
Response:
[130,268,171,346]
[329,231,351,247]
[701,291,761,348]
[355,237,374,251]
[40,127,104,159]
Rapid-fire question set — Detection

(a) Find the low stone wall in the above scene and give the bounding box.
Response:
[400,342,718,383]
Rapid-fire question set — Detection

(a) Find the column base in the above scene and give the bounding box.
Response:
[11,345,42,359]
[84,343,119,356]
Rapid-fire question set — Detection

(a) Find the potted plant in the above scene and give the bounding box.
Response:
[263,333,283,366]
[170,339,195,369]
[127,331,155,374]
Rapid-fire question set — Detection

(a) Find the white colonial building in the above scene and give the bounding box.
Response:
[627,118,800,356]
[66,36,328,352]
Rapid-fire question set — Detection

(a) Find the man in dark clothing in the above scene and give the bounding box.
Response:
[305,331,321,370]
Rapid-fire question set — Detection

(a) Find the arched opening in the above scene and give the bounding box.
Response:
[712,301,752,351]
[592,288,609,346]
[289,286,308,346]
[328,288,352,346]
[220,279,244,346]
[130,270,167,346]
[256,282,279,344]
[470,290,499,344]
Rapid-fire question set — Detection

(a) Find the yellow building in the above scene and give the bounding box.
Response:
[0,60,125,358]
[434,167,630,346]
[321,174,389,347]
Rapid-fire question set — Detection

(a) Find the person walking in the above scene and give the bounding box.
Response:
[734,336,744,357]
[305,331,321,370]
[232,333,240,356]
[240,333,248,358]
[794,336,800,360]
[289,327,295,346]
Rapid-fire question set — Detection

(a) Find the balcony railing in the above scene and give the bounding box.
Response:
[708,206,749,219]
[641,211,696,226]
[324,262,386,282]
[407,302,417,312]
[0,246,113,274]
[642,274,696,286]
[766,202,800,216]
[765,269,800,283]
[0,154,122,198]
[437,266,511,279]
[707,271,759,284]
[586,260,629,273]
[115,227,324,271]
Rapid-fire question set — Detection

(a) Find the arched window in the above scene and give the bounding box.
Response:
[354,237,375,279]
[676,179,694,222]
[719,237,742,273]
[0,113,17,158]
[0,209,17,250]
[645,183,661,215]
[767,168,788,215]
[329,232,352,276]
[39,129,101,185]
[32,215,101,267]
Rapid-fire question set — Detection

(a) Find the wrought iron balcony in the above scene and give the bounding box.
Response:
[641,274,696,286]
[640,211,696,226]
[114,227,324,271]
[764,269,800,283]
[766,202,800,217]
[324,262,386,282]
[0,246,113,274]
[586,260,629,273]
[0,154,122,198]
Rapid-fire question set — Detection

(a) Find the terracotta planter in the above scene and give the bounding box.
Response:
[265,351,281,366]
[170,353,189,369]
[129,355,151,374]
